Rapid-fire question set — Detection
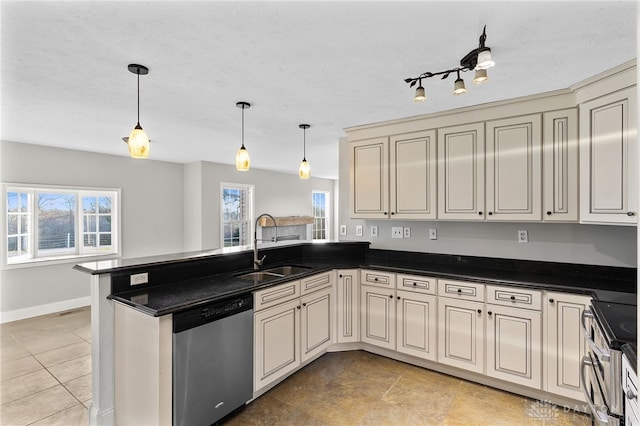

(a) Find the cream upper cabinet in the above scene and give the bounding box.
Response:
[350,130,436,219]
[485,114,542,221]
[350,137,388,219]
[579,87,638,224]
[543,109,579,222]
[438,122,486,220]
[389,130,437,219]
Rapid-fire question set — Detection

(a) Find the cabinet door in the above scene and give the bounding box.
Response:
[486,304,542,389]
[545,292,590,402]
[396,290,437,361]
[580,87,638,224]
[360,285,396,350]
[543,109,579,222]
[301,287,333,362]
[486,114,542,221]
[437,297,484,373]
[438,123,485,220]
[254,299,300,391]
[350,138,389,219]
[390,130,437,219]
[336,269,359,344]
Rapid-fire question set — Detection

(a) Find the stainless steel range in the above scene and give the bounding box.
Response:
[581,300,637,425]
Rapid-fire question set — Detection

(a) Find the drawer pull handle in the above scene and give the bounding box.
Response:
[374,277,379,282]
[412,282,417,286]
[627,211,635,217]
[510,295,516,301]
[457,289,462,293]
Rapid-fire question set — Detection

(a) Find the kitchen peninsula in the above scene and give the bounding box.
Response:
[75,241,635,426]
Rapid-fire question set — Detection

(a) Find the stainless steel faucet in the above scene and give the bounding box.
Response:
[254,213,278,270]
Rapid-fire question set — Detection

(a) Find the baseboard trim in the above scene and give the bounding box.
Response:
[0,296,91,324]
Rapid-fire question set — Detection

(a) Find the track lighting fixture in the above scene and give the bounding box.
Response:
[235,101,251,171]
[298,124,311,179]
[126,64,150,158]
[404,25,495,102]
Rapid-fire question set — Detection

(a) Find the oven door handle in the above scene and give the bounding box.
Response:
[581,309,611,363]
[581,355,610,424]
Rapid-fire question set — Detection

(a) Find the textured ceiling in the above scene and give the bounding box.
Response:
[1,1,637,179]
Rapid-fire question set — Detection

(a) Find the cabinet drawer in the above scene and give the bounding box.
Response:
[360,270,395,289]
[486,285,541,310]
[438,279,484,302]
[300,271,334,295]
[254,280,301,311]
[396,273,437,295]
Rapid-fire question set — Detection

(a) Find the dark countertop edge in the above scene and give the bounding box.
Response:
[623,343,637,373]
[111,260,635,317]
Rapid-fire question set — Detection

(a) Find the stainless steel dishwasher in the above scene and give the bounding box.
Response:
[173,294,253,426]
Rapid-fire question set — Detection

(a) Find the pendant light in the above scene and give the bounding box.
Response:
[473,68,488,84]
[235,101,251,171]
[127,64,150,158]
[453,70,467,95]
[298,124,310,179]
[414,78,426,102]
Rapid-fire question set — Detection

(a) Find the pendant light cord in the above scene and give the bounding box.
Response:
[241,105,245,149]
[137,71,140,124]
[303,127,306,160]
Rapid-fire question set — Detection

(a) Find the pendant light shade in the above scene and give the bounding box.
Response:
[475,47,495,70]
[453,71,467,95]
[126,64,150,159]
[235,102,251,171]
[298,124,310,179]
[473,68,488,84]
[414,79,426,102]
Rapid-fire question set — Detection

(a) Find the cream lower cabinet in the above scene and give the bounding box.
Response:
[336,269,359,343]
[360,284,396,350]
[437,297,485,374]
[300,286,333,362]
[396,290,437,361]
[485,304,542,389]
[544,291,590,401]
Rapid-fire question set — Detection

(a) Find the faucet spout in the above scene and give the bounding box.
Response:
[254,213,278,270]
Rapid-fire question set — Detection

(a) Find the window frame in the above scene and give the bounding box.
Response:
[312,190,330,241]
[3,183,121,268]
[220,182,254,248]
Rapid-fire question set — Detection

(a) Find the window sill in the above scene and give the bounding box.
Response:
[3,253,121,270]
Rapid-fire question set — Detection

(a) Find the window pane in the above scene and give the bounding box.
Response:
[98,197,111,214]
[82,197,97,214]
[20,216,29,234]
[99,234,111,246]
[20,236,29,255]
[7,215,17,235]
[7,192,18,212]
[84,216,96,232]
[8,236,17,256]
[38,193,76,251]
[84,234,96,247]
[99,216,111,232]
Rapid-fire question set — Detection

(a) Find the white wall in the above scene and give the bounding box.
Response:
[0,141,185,320]
[185,160,336,250]
[338,137,637,268]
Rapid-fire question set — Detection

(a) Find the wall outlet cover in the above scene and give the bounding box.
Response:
[340,225,347,236]
[403,227,411,238]
[356,225,363,237]
[130,272,148,286]
[392,227,403,239]
[429,228,437,240]
[518,230,529,243]
[370,225,378,237]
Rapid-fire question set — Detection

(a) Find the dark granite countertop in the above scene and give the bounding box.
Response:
[623,343,637,374]
[107,244,636,317]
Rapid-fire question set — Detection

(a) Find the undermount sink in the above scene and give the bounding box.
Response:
[236,265,312,282]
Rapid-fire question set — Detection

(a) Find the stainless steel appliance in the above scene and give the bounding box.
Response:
[581,300,636,425]
[173,294,253,426]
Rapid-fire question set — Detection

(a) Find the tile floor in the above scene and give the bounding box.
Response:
[224,351,591,426]
[1,307,91,426]
[1,308,591,426]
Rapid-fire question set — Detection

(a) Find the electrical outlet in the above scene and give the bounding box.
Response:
[429,228,437,240]
[403,227,411,238]
[392,227,404,239]
[356,225,363,236]
[370,225,378,237]
[340,225,347,236]
[518,230,528,243]
[130,272,148,286]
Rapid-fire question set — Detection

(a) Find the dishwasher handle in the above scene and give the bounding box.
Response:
[173,294,253,333]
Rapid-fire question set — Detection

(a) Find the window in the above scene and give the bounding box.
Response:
[4,184,120,265]
[312,191,329,240]
[221,183,253,248]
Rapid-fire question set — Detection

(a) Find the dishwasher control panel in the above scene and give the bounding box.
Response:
[173,294,253,333]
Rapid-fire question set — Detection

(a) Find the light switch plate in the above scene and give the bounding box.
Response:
[392,227,403,239]
[518,230,528,243]
[356,225,363,236]
[370,226,378,237]
[340,225,347,236]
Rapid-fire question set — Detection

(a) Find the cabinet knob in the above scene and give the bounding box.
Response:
[389,294,394,299]
[457,289,462,293]
[397,296,401,300]
[477,309,482,314]
[510,295,516,301]
[488,212,493,216]
[297,305,301,310]
[412,282,417,286]
[478,211,483,215]
[546,211,552,216]
[627,212,635,217]
[488,311,493,316]
[391,212,395,215]
[549,298,555,303]
[302,303,307,307]
[374,277,379,282]
[627,389,637,400]
[384,212,388,215]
